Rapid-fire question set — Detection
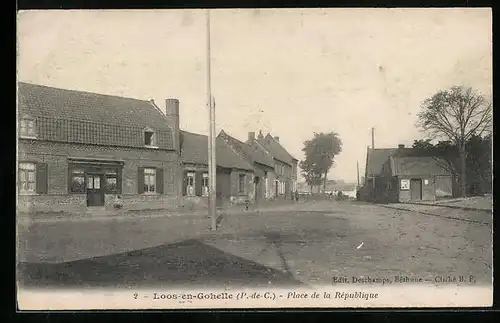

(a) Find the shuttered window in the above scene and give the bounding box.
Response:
[186,172,195,196]
[18,162,47,194]
[143,168,156,193]
[19,162,36,193]
[202,173,209,196]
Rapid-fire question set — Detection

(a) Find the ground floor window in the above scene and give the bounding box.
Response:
[105,169,118,193]
[144,168,156,193]
[186,172,195,196]
[69,163,122,194]
[19,162,36,193]
[202,172,209,196]
[239,174,246,194]
[70,169,86,193]
[264,177,269,197]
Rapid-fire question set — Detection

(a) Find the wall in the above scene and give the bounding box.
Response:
[397,176,436,202]
[179,165,254,209]
[17,140,180,214]
[435,175,453,197]
[230,170,254,204]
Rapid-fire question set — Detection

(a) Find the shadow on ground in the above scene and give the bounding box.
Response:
[18,239,304,289]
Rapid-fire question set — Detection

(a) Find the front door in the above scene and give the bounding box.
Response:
[410,179,422,201]
[86,174,105,206]
[254,177,260,202]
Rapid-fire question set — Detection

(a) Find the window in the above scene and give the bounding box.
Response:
[144,128,156,147]
[19,117,36,138]
[239,174,246,194]
[144,168,156,193]
[19,163,36,193]
[202,173,209,196]
[70,169,85,193]
[105,169,118,193]
[186,172,195,196]
[264,177,269,198]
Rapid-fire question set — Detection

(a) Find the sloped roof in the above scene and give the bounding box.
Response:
[391,156,453,176]
[257,134,296,165]
[180,130,254,171]
[17,82,175,149]
[365,148,397,177]
[18,82,172,130]
[218,130,274,168]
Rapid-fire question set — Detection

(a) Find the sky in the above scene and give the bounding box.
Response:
[17,9,492,182]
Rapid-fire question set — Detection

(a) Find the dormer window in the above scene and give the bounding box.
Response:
[143,127,157,148]
[19,116,36,138]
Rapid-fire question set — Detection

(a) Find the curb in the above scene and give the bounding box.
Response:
[376,204,491,226]
[403,202,492,213]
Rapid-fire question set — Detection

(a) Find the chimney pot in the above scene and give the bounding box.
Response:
[398,144,405,149]
[248,131,255,141]
[165,99,180,153]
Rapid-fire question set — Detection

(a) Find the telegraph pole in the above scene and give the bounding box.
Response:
[371,127,375,201]
[357,161,360,187]
[207,9,217,231]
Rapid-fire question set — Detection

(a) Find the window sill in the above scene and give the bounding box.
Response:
[19,135,37,140]
[142,192,159,195]
[19,191,38,196]
[144,145,159,149]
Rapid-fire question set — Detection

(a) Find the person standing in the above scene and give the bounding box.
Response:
[294,190,299,203]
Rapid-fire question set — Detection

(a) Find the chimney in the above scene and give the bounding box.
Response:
[165,99,180,153]
[274,136,280,142]
[398,144,405,149]
[248,131,255,142]
[258,130,264,139]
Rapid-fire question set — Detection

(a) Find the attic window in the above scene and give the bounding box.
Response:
[144,128,156,147]
[19,116,36,138]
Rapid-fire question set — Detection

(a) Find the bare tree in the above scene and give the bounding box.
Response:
[416,86,492,197]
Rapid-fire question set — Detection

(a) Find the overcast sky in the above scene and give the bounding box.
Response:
[17,9,492,182]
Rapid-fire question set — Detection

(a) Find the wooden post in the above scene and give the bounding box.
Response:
[207,10,217,231]
[371,127,375,201]
[357,161,360,187]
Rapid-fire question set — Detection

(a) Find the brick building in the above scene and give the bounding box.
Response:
[17,82,181,215]
[256,132,298,200]
[218,130,275,203]
[179,130,254,209]
[361,144,454,203]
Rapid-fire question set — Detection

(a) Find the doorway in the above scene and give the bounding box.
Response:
[86,173,105,206]
[410,179,422,201]
[254,176,260,202]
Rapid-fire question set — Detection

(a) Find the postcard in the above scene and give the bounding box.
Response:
[16,8,493,310]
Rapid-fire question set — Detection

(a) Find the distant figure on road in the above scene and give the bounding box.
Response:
[294,190,299,203]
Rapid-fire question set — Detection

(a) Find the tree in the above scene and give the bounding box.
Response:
[416,86,492,197]
[300,132,343,192]
[299,158,322,192]
[412,135,492,196]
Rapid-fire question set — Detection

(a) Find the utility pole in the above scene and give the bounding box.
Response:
[357,161,360,187]
[371,127,375,201]
[207,9,217,231]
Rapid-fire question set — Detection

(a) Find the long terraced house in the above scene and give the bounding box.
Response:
[17,82,182,215]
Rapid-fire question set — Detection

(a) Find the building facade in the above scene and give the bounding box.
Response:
[218,130,276,204]
[17,82,181,215]
[179,130,255,209]
[256,132,298,200]
[361,144,454,203]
